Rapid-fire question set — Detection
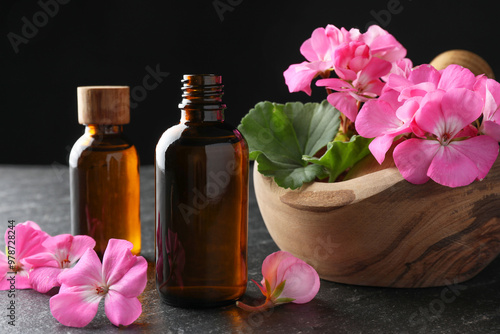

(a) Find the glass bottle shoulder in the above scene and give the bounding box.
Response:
[69,132,137,167]
[157,121,243,150]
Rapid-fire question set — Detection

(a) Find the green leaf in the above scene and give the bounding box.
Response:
[265,278,272,297]
[271,280,287,300]
[238,101,303,164]
[256,154,327,189]
[283,100,341,156]
[274,297,296,304]
[238,100,340,189]
[303,135,373,182]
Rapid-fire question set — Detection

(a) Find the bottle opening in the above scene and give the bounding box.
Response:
[182,74,222,86]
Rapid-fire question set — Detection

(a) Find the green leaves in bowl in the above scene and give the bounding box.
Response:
[238,101,372,189]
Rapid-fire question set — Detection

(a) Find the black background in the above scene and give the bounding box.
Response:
[0,0,498,165]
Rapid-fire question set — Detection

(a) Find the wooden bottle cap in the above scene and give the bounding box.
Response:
[77,86,130,125]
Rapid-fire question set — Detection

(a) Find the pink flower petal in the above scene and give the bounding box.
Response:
[0,252,8,281]
[29,267,63,293]
[8,222,49,260]
[261,251,294,291]
[357,57,392,86]
[279,262,320,304]
[109,256,148,298]
[395,99,419,123]
[275,256,304,284]
[326,92,359,122]
[408,64,441,86]
[0,274,32,290]
[441,88,483,130]
[427,145,479,187]
[356,99,403,138]
[102,239,137,287]
[326,24,355,48]
[438,65,476,91]
[334,66,357,82]
[481,120,500,141]
[386,72,412,93]
[42,234,74,251]
[50,291,101,327]
[356,78,385,99]
[284,62,331,95]
[393,139,439,184]
[369,33,407,62]
[23,251,58,268]
[480,79,500,122]
[455,124,479,138]
[414,90,446,135]
[21,221,43,231]
[399,82,437,100]
[316,78,354,92]
[387,58,413,80]
[369,134,399,164]
[361,25,387,45]
[68,235,96,263]
[58,248,102,287]
[300,27,331,62]
[104,291,142,327]
[448,136,499,181]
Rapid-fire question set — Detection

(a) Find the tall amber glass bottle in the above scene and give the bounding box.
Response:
[155,74,249,307]
[70,86,141,257]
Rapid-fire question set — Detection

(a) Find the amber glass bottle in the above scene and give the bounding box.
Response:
[155,74,249,307]
[70,86,141,257]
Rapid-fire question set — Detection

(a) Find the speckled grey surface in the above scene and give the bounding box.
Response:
[1,163,500,334]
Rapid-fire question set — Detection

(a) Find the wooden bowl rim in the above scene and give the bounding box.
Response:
[254,163,406,210]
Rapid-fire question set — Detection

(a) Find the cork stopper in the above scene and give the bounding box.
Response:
[77,86,130,125]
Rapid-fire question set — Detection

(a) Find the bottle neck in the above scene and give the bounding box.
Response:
[180,109,224,123]
[85,124,123,135]
[178,74,226,123]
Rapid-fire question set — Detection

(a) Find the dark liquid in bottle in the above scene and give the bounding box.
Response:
[156,122,248,307]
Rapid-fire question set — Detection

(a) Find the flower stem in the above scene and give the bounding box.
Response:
[236,299,275,312]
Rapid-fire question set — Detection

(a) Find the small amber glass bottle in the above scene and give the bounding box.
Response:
[70,86,141,257]
[155,74,249,307]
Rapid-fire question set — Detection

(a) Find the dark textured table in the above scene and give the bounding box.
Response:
[1,163,500,334]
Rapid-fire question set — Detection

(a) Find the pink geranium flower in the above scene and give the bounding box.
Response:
[393,88,499,187]
[356,90,418,163]
[317,56,393,122]
[283,25,357,95]
[236,251,320,312]
[0,221,49,290]
[50,239,148,327]
[24,234,96,293]
[359,63,500,187]
[315,25,407,122]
